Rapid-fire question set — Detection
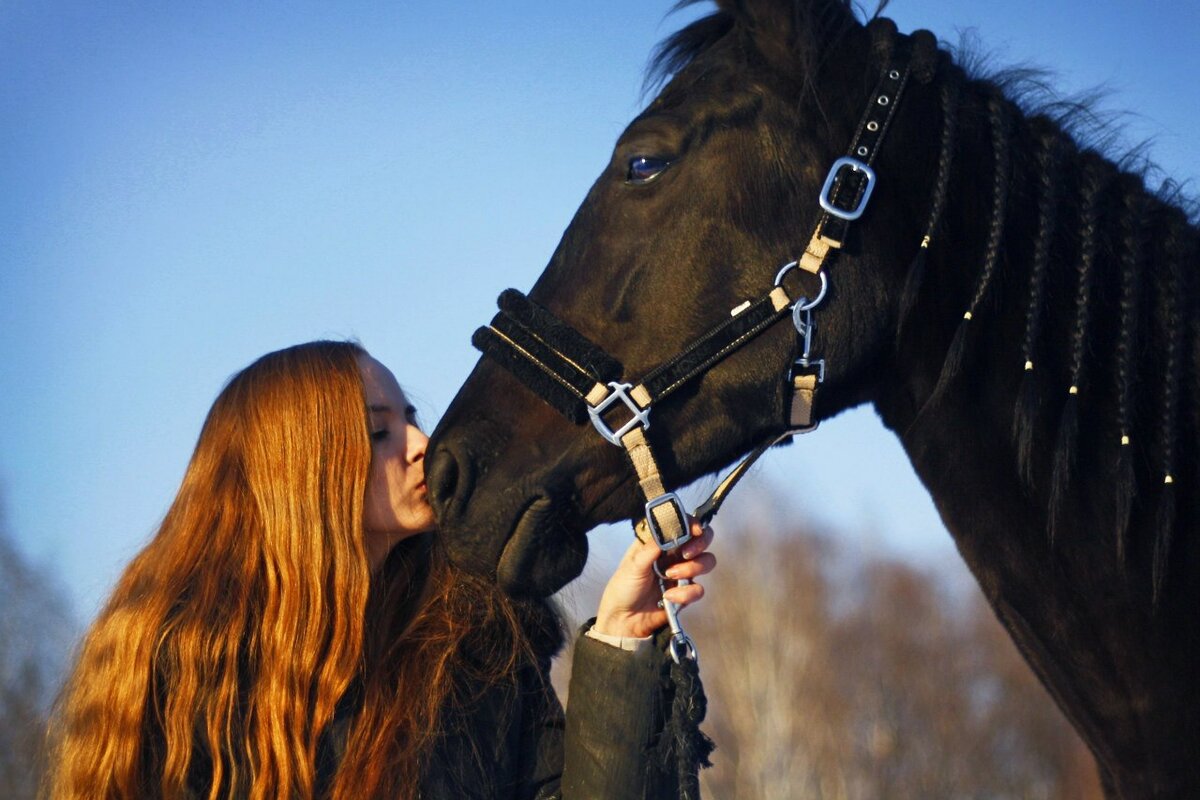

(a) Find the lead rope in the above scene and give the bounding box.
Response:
[638,282,827,799]
[639,418,819,800]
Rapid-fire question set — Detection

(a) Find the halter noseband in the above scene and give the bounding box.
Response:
[473,37,916,660]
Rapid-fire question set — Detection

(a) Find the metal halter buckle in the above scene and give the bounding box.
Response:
[644,492,691,551]
[818,157,877,221]
[588,381,650,446]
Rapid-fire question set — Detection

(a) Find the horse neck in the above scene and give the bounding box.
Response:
[874,70,1199,603]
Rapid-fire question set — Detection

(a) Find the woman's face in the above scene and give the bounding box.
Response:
[358,354,436,570]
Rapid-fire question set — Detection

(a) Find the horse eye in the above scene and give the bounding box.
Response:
[626,156,671,185]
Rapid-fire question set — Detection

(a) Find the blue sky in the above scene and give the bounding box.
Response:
[2,1,1196,618]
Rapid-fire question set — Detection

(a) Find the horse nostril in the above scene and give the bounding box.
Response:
[426,443,469,522]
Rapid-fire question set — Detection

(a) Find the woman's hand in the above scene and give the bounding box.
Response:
[593,518,716,639]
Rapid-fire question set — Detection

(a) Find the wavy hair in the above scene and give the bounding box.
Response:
[45,341,543,800]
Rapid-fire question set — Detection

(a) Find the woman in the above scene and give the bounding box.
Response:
[45,340,714,799]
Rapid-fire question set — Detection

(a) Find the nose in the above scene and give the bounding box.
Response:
[426,438,474,525]
[408,424,429,464]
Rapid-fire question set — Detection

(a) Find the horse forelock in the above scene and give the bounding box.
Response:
[645,0,889,98]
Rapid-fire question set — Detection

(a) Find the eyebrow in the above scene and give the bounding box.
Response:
[367,404,418,416]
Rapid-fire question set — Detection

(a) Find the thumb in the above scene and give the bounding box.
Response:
[628,537,663,572]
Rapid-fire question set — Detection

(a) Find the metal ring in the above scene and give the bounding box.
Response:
[877,95,890,105]
[793,271,829,313]
[856,145,869,156]
[669,634,698,665]
[773,259,800,286]
[774,262,830,311]
[866,121,879,132]
[889,69,901,80]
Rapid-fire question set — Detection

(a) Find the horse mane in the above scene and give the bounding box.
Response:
[913,50,1199,607]
[646,0,887,97]
[645,0,1200,605]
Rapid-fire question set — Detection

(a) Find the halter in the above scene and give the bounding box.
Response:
[474,41,915,662]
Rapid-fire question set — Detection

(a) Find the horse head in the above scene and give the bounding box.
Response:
[428,0,941,595]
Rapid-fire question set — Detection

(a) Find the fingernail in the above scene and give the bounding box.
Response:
[665,566,681,579]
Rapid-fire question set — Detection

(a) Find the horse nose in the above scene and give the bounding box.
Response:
[426,438,474,525]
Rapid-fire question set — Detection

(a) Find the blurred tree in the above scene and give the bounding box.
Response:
[554,508,1104,799]
[0,496,78,799]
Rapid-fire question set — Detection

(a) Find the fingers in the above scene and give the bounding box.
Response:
[662,520,713,607]
[663,552,715,581]
[664,581,705,606]
[678,520,714,560]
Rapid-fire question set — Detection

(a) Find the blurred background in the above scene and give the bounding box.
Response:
[2,1,1195,796]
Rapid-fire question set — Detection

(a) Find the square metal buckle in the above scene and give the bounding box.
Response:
[644,493,691,551]
[794,356,825,383]
[588,381,650,446]
[818,157,877,221]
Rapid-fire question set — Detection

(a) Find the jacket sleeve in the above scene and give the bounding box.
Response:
[516,622,678,800]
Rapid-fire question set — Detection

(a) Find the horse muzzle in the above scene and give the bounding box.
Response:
[427,432,589,597]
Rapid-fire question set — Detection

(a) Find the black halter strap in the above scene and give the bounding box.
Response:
[476,286,795,424]
[797,39,914,273]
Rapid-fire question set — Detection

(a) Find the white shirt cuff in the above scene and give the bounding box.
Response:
[585,626,654,654]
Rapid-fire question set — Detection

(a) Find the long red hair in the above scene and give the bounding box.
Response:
[45,341,542,799]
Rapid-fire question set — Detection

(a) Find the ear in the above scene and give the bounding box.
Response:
[716,0,862,78]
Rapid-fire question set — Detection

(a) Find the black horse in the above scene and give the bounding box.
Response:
[428,1,1198,795]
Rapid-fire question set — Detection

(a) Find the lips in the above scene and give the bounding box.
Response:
[495,494,589,597]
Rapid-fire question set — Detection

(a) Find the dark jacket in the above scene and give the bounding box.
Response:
[419,627,679,799]
[182,621,680,799]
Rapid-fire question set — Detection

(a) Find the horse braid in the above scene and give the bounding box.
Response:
[1152,212,1189,606]
[1113,178,1147,564]
[929,89,1010,402]
[1049,154,1109,544]
[1013,123,1064,487]
[897,67,960,344]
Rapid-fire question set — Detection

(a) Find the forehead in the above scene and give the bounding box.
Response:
[622,47,764,151]
[357,354,407,409]
[646,33,748,113]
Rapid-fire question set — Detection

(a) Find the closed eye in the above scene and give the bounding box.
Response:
[626,156,671,185]
[370,429,389,442]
